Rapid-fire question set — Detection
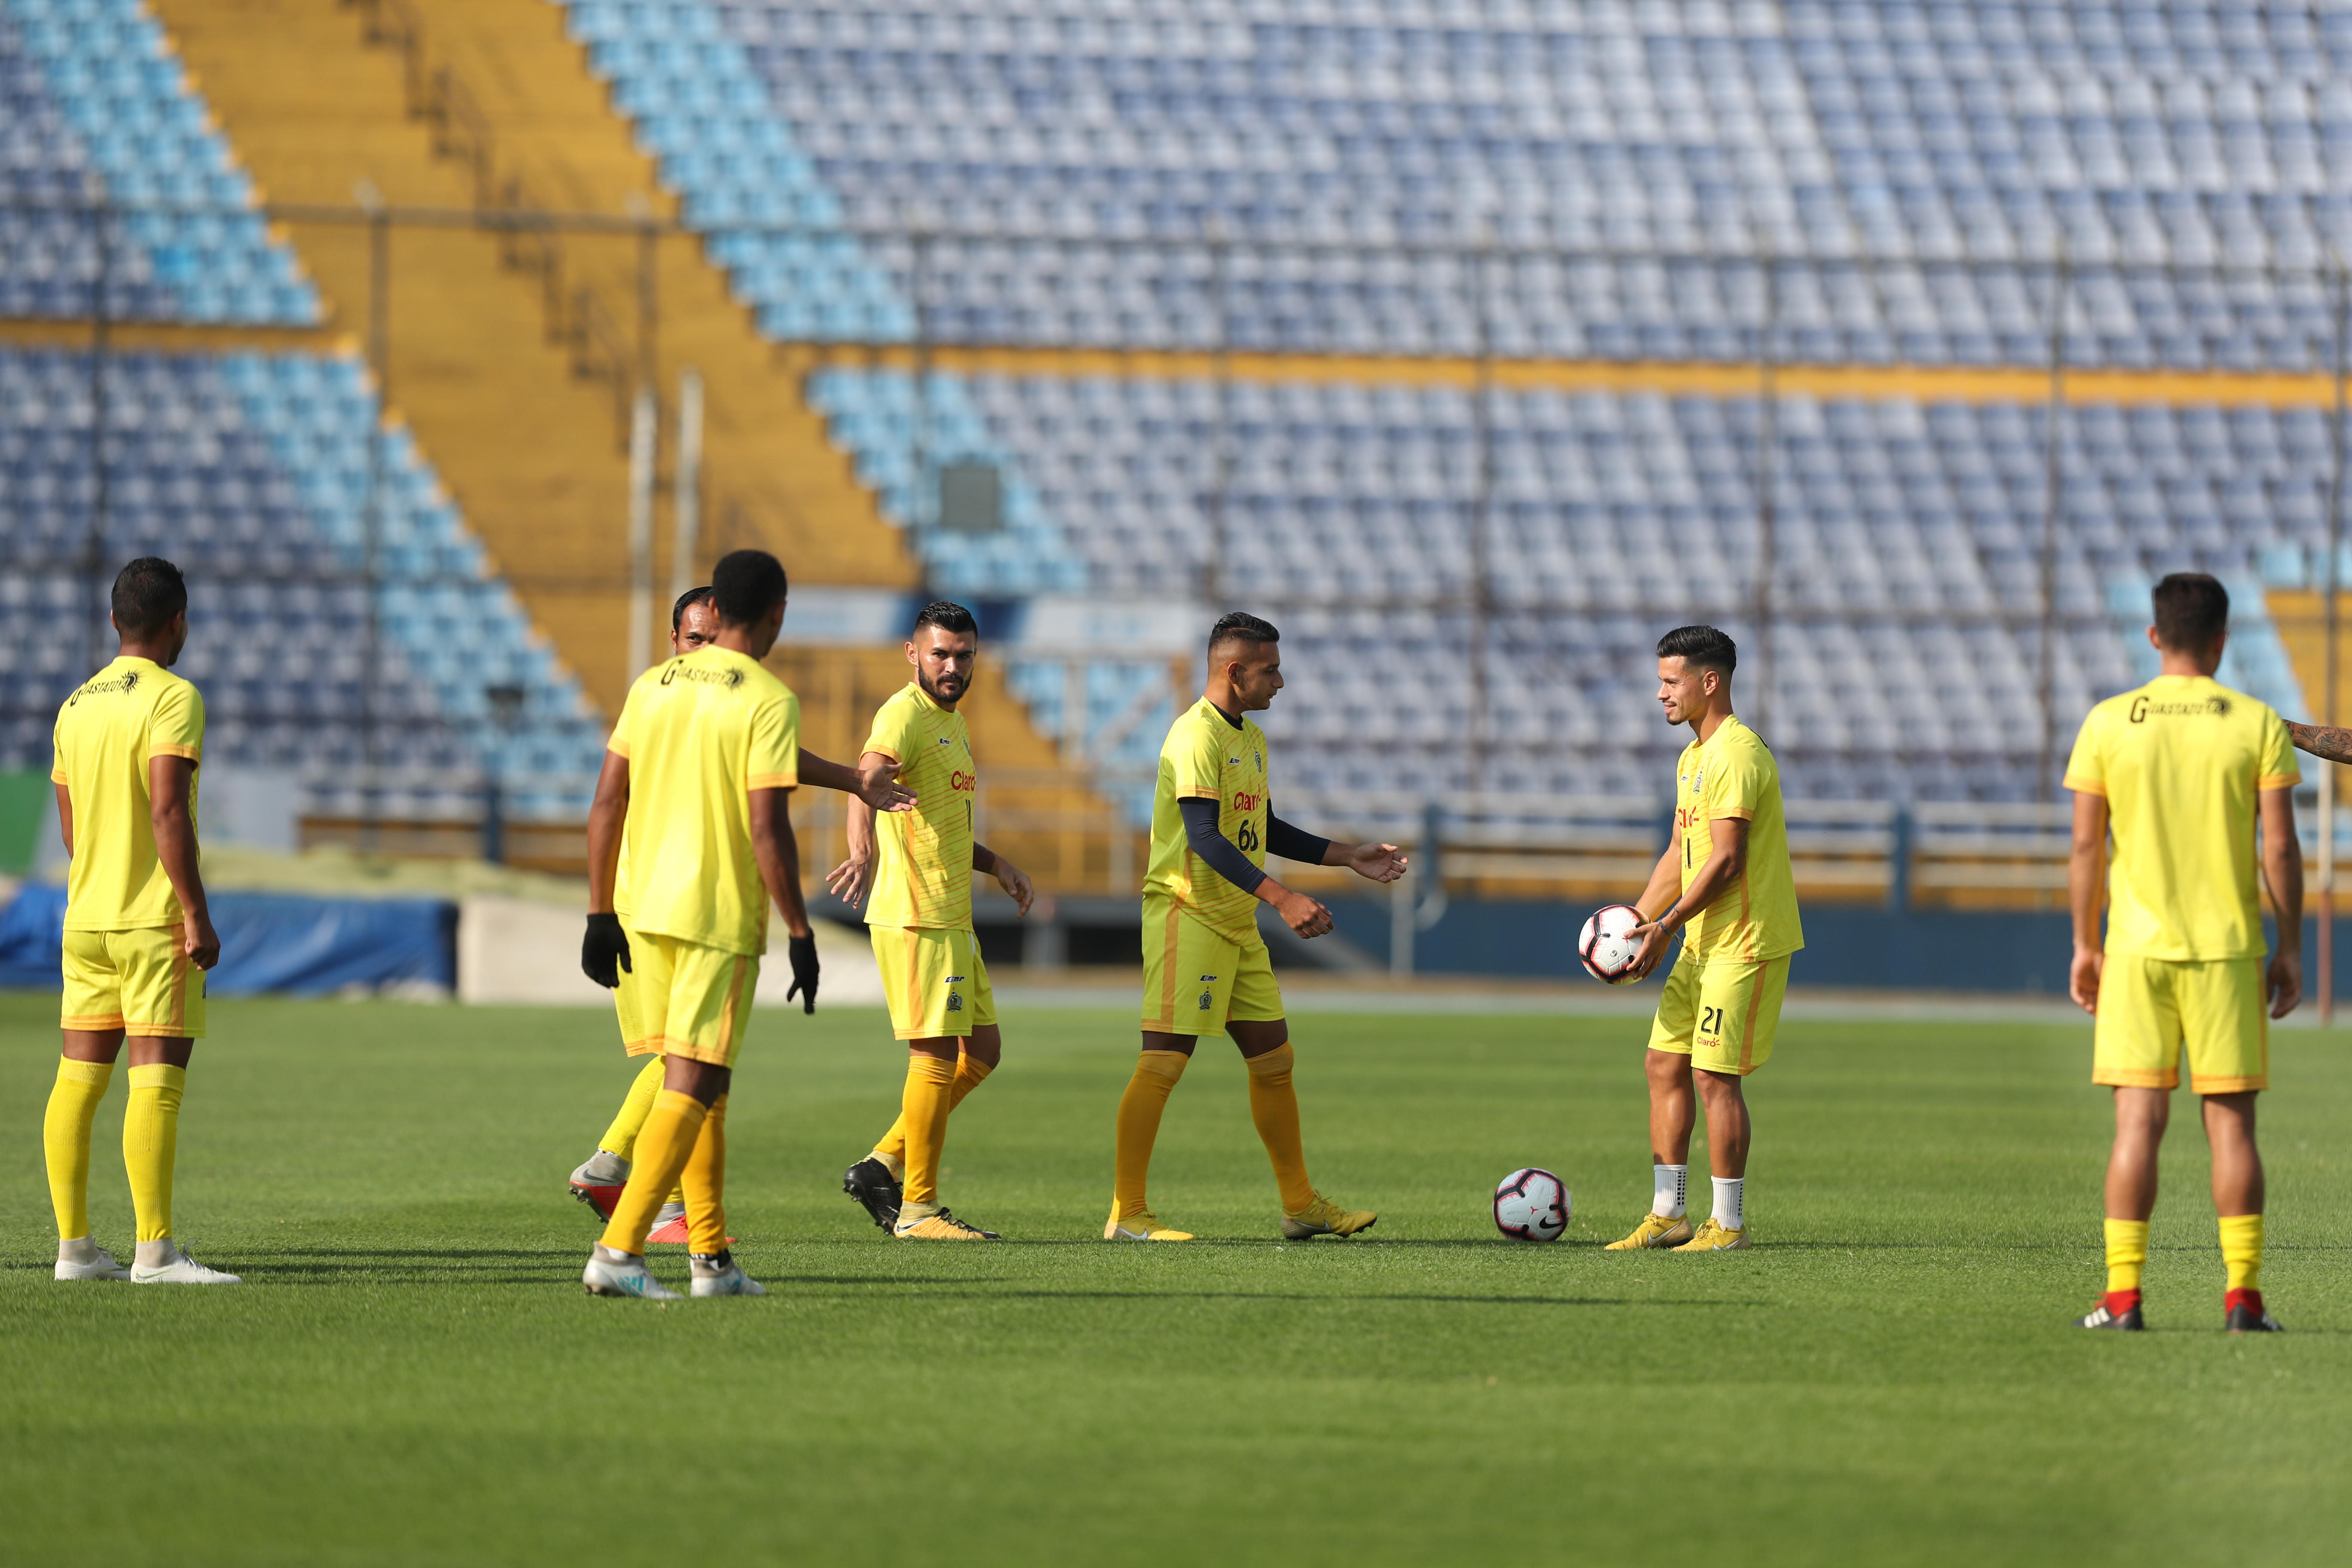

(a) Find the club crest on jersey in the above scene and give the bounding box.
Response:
[1197,990,1213,1010]
[946,993,964,1013]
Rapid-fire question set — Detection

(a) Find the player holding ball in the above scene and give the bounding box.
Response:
[1604,626,1804,1253]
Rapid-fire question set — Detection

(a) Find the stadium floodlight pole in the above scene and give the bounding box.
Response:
[1752,248,1776,747]
[2034,239,2068,812]
[911,219,931,535]
[626,386,656,682]
[1207,215,1230,609]
[2324,256,2348,1024]
[82,178,112,683]
[671,368,703,605]
[358,177,390,846]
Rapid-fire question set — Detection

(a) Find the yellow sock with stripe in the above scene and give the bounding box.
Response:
[899,1054,959,1205]
[600,1057,666,1160]
[124,1063,186,1243]
[2219,1213,2263,1295]
[43,1058,113,1240]
[1244,1043,1316,1214]
[871,1048,995,1179]
[599,1089,707,1255]
[683,1094,729,1255]
[1112,1050,1190,1219]
[2104,1217,2148,1298]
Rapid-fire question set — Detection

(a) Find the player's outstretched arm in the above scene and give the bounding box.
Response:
[2067,790,2109,1016]
[1628,819,1747,980]
[973,843,1035,916]
[1176,796,1332,937]
[147,754,218,970]
[1323,838,1409,884]
[2259,786,2304,1019]
[798,746,916,813]
[2288,722,2352,766]
[750,784,820,1013]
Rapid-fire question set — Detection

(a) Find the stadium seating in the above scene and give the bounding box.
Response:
[0,0,317,324]
[0,347,606,821]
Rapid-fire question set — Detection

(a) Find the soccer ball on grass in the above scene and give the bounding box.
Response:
[1492,1167,1571,1242]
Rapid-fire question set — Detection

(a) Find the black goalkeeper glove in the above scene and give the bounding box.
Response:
[785,931,820,1014]
[582,913,632,989]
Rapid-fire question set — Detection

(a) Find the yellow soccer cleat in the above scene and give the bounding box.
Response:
[1672,1218,1750,1252]
[1280,1192,1377,1240]
[1103,1205,1194,1241]
[892,1207,999,1240]
[1605,1213,1696,1250]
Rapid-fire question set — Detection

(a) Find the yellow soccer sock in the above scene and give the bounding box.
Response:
[870,1048,995,1177]
[124,1063,186,1244]
[2104,1217,2149,1295]
[600,1057,667,1160]
[683,1094,729,1255]
[43,1058,113,1240]
[900,1054,959,1205]
[1112,1050,1190,1219]
[2219,1213,2263,1294]
[600,1089,707,1255]
[1244,1043,1316,1214]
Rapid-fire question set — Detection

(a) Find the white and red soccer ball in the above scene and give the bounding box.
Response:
[1577,903,1645,984]
[1493,1167,1571,1242]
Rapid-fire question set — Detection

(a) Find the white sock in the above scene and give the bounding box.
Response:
[58,1235,100,1265]
[1651,1164,1688,1219]
[134,1238,179,1270]
[1712,1176,1745,1231]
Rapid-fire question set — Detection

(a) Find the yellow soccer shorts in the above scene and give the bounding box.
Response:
[1140,895,1284,1035]
[870,925,997,1040]
[2093,953,2267,1094]
[1648,952,1790,1076]
[60,924,206,1038]
[613,928,759,1068]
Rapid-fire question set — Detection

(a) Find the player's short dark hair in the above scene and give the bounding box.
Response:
[111,557,187,640]
[670,585,714,632]
[1208,610,1279,659]
[1657,624,1737,678]
[2152,573,2229,652]
[913,599,977,638]
[710,550,788,628]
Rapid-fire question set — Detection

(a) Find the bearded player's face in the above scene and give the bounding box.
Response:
[1656,656,1718,726]
[911,626,977,707]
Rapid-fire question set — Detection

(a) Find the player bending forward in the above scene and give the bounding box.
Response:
[1608,625,1803,1254]
[1106,612,1406,1242]
[567,585,913,1236]
[43,557,238,1284]
[2066,574,2297,1334]
[578,551,815,1300]
[831,601,1034,1240]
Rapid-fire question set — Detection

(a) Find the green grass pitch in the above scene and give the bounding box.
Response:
[3,988,2348,1566]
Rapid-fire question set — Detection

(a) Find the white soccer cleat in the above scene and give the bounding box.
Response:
[689,1250,766,1297]
[582,1243,681,1300]
[55,1237,132,1281]
[129,1241,242,1285]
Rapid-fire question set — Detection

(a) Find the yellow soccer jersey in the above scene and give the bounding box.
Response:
[609,646,800,956]
[50,656,205,933]
[862,681,978,931]
[2064,674,2299,962]
[1142,697,1270,947]
[1672,715,1804,963]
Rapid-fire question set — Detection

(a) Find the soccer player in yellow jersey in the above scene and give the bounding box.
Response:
[827,601,1034,1240]
[1107,612,1407,1242]
[567,585,913,1234]
[2064,574,2298,1334]
[1607,625,1803,1254]
[578,550,814,1299]
[43,557,239,1285]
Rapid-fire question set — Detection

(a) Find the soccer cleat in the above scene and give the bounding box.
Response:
[646,1208,735,1247]
[54,1237,132,1281]
[689,1250,766,1298]
[1104,1206,1194,1241]
[1280,1192,1377,1240]
[842,1157,904,1232]
[568,1151,631,1222]
[2077,1300,2145,1330]
[1672,1219,1749,1251]
[1605,1213,1696,1250]
[2225,1290,2283,1334]
[582,1244,681,1300]
[893,1208,1000,1240]
[129,1242,242,1285]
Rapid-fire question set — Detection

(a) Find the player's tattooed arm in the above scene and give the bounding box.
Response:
[2289,722,2352,766]
[972,842,1035,916]
[799,746,916,812]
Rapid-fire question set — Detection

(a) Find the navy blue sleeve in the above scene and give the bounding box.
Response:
[1177,794,1268,895]
[1265,810,1330,867]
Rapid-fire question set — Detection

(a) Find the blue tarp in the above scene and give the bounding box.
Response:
[0,884,456,996]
